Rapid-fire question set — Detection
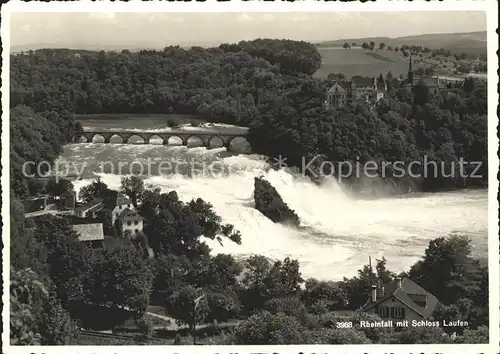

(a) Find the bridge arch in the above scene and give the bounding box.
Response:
[226,136,251,153]
[148,134,163,145]
[167,136,184,146]
[208,136,224,149]
[128,134,146,144]
[186,136,206,148]
[91,133,105,143]
[109,134,125,144]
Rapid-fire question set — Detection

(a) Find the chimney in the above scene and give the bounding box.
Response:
[371,285,377,302]
[397,277,402,288]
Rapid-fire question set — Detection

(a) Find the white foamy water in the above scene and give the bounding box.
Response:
[63,143,488,281]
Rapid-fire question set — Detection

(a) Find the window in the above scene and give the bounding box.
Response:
[134,220,139,225]
[127,204,131,208]
[378,306,390,318]
[127,221,131,226]
[119,205,122,210]
[392,307,406,319]
[135,229,139,234]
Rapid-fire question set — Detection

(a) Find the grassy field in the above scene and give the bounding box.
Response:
[315,47,426,79]
[317,31,487,57]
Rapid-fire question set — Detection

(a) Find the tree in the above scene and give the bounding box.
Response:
[78,177,112,203]
[206,289,241,322]
[454,326,489,344]
[10,268,77,345]
[33,215,96,308]
[375,257,396,283]
[167,286,209,344]
[91,244,155,314]
[166,118,178,128]
[343,42,350,49]
[412,81,430,106]
[233,311,306,344]
[240,256,304,314]
[379,43,386,50]
[10,269,48,345]
[120,176,145,208]
[45,177,75,197]
[409,235,483,304]
[340,264,376,310]
[369,41,375,50]
[264,296,308,323]
[362,42,370,50]
[302,278,347,314]
[463,77,476,97]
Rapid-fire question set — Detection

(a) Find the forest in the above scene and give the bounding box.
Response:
[11,38,487,195]
[9,38,489,345]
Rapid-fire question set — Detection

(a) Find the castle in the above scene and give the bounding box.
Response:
[325,54,451,110]
[325,76,387,110]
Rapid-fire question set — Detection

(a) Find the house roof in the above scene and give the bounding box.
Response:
[327,83,346,94]
[352,76,376,87]
[362,278,439,318]
[118,208,143,220]
[72,223,105,242]
[75,198,104,213]
[116,193,132,206]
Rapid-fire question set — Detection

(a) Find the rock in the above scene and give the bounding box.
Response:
[253,177,300,227]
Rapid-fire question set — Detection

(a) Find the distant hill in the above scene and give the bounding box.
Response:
[10,40,225,53]
[317,31,487,56]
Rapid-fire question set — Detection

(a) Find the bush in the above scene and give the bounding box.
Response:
[233,311,306,344]
[167,118,178,128]
[264,296,308,324]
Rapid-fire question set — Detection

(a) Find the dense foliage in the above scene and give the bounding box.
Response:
[9,38,488,345]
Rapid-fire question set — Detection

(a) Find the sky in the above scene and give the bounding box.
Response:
[10,12,486,49]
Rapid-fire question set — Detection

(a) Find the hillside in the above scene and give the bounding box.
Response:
[317,31,486,56]
[314,47,426,79]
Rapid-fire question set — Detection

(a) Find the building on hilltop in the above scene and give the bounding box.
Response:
[325,82,347,108]
[325,76,387,110]
[362,277,439,325]
[405,54,447,94]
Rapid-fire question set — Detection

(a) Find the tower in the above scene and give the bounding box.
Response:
[408,54,414,86]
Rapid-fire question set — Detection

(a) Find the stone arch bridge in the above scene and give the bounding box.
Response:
[76,130,248,149]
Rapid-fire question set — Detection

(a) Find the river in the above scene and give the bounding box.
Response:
[56,115,488,281]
